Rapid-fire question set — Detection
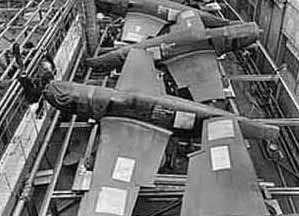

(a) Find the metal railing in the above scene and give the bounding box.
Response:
[0,0,79,157]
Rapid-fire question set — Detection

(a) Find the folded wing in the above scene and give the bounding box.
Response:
[122,12,167,43]
[170,10,205,33]
[116,48,165,96]
[78,117,172,216]
[164,50,225,102]
[181,117,269,216]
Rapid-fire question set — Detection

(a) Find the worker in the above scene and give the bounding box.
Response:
[17,52,55,116]
[12,42,23,70]
[17,72,41,103]
[36,53,56,87]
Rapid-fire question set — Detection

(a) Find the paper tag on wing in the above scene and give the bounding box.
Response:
[146,46,162,60]
[186,20,192,27]
[208,119,235,141]
[112,157,135,182]
[125,32,145,42]
[168,8,180,21]
[135,25,141,32]
[157,5,179,21]
[180,10,195,19]
[95,187,127,215]
[206,2,221,10]
[173,111,196,130]
[210,145,231,171]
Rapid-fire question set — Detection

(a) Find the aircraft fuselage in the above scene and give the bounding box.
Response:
[95,0,230,27]
[44,81,279,140]
[86,22,260,69]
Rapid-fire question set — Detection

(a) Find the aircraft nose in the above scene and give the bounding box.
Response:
[43,81,78,112]
[44,81,68,96]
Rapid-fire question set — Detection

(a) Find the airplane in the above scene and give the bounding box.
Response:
[43,48,279,215]
[181,116,270,216]
[86,19,260,103]
[95,0,233,43]
[86,21,259,69]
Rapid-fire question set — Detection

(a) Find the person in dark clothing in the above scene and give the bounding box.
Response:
[12,42,23,70]
[17,72,41,104]
[17,52,55,116]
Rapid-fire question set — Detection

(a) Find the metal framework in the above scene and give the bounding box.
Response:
[0,0,78,156]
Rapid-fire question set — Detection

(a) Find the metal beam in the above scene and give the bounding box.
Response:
[33,170,54,186]
[59,122,93,128]
[268,187,299,196]
[227,74,280,82]
[52,191,82,199]
[252,118,299,126]
[0,7,51,13]
[51,184,299,199]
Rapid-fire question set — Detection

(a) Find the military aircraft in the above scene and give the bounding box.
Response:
[86,18,260,102]
[95,0,232,43]
[44,48,278,215]
[181,116,270,216]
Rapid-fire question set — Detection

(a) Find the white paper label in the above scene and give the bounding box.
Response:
[135,25,141,32]
[146,46,162,60]
[181,10,195,19]
[112,157,135,182]
[210,145,231,171]
[95,187,127,215]
[208,119,235,141]
[168,8,180,21]
[157,5,179,21]
[173,111,196,130]
[206,2,221,10]
[186,19,192,27]
[125,32,144,42]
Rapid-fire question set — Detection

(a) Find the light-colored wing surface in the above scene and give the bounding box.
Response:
[122,12,167,43]
[116,48,165,96]
[170,10,205,33]
[164,50,225,102]
[181,117,269,216]
[78,117,172,216]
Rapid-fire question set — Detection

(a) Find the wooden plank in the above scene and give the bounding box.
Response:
[258,0,273,46]
[266,3,283,58]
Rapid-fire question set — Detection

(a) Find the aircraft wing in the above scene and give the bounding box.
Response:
[78,117,172,216]
[180,117,269,216]
[116,48,165,96]
[163,50,225,102]
[170,10,205,33]
[78,50,170,216]
[121,12,167,43]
